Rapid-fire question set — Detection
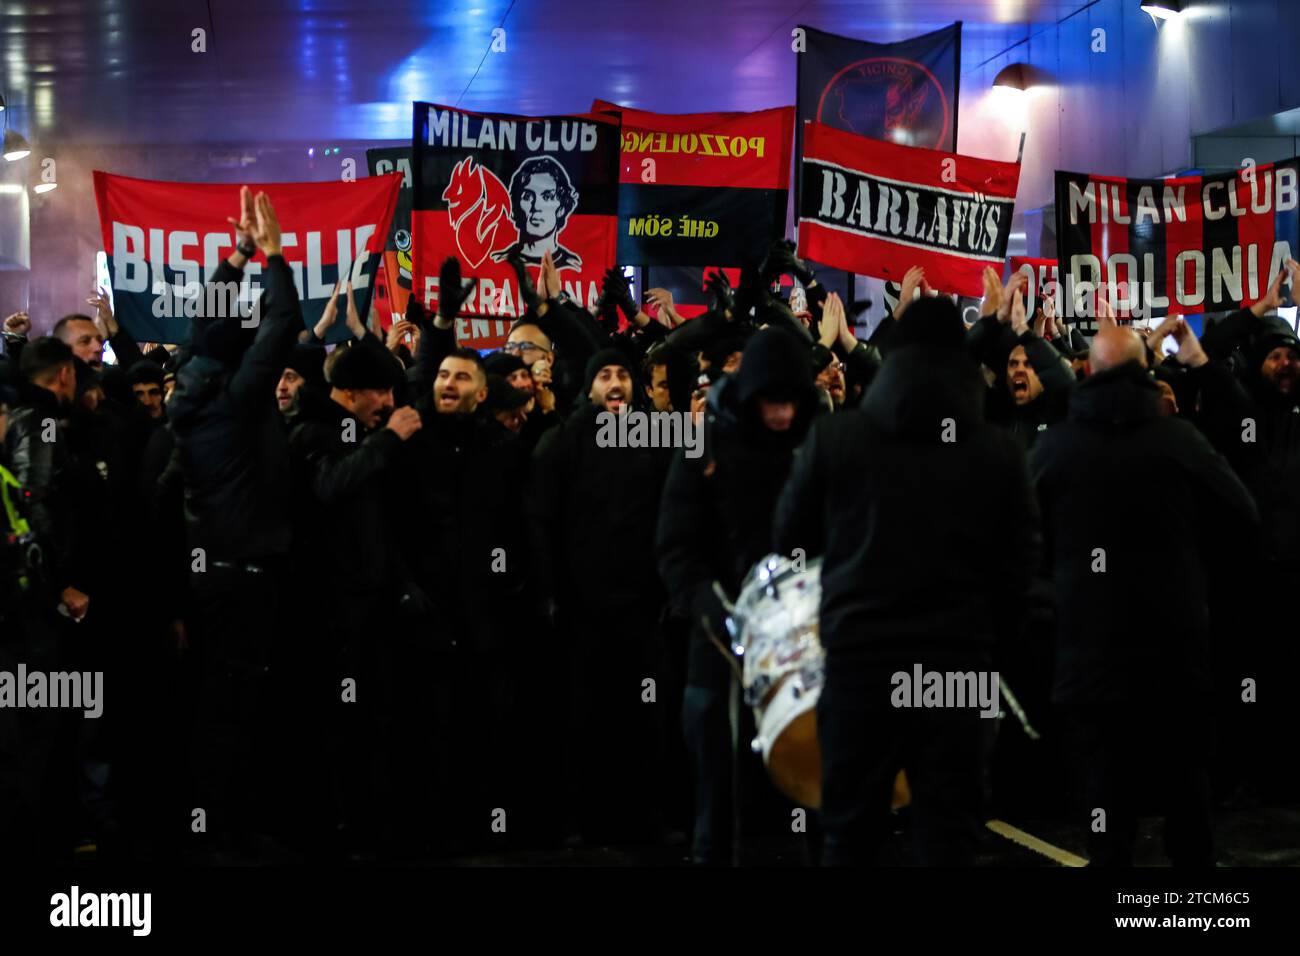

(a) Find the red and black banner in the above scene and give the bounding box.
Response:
[593,101,794,267]
[1009,256,1058,316]
[797,121,1019,296]
[411,102,621,349]
[92,171,400,344]
[366,146,414,328]
[1055,162,1300,318]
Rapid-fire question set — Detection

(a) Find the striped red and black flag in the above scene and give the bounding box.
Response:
[1054,161,1300,319]
[797,121,1020,296]
[592,101,794,268]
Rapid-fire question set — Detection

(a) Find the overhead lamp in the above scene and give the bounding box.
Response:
[0,93,6,112]
[993,62,1051,94]
[34,182,56,194]
[1141,0,1185,20]
[3,129,31,161]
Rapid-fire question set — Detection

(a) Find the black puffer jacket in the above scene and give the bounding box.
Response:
[169,256,303,562]
[1030,361,1260,706]
[774,345,1039,661]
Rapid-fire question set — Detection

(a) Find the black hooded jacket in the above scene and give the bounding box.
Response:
[773,345,1039,661]
[1029,361,1260,706]
[1200,309,1300,565]
[656,328,820,634]
[168,255,303,562]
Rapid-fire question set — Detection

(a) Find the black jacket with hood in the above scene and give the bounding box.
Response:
[168,255,303,562]
[656,328,820,638]
[774,337,1039,662]
[1029,361,1260,707]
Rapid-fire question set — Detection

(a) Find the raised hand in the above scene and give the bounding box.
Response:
[997,271,1028,324]
[225,185,256,241]
[821,291,846,347]
[1010,288,1029,335]
[1169,315,1208,368]
[761,239,815,287]
[539,249,561,302]
[439,257,474,324]
[4,311,32,337]
[894,265,925,319]
[386,320,418,352]
[508,254,542,314]
[705,268,734,318]
[344,280,365,338]
[314,281,343,340]
[979,266,1003,318]
[250,191,282,257]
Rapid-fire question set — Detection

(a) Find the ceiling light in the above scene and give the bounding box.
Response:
[34,182,56,194]
[3,129,31,161]
[1141,0,1185,21]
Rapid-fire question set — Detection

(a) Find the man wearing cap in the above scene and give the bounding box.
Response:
[287,339,420,859]
[276,343,327,419]
[528,347,673,845]
[484,374,532,435]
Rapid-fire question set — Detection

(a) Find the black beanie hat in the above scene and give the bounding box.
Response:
[193,316,258,365]
[328,341,404,391]
[486,374,533,412]
[1249,315,1300,371]
[736,327,816,406]
[584,347,632,393]
[125,360,166,388]
[484,351,527,378]
[809,343,835,374]
[892,296,967,353]
[285,342,327,390]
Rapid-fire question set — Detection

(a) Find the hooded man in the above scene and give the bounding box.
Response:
[657,327,820,865]
[277,342,327,418]
[528,347,674,845]
[774,297,1041,866]
[1030,326,1260,865]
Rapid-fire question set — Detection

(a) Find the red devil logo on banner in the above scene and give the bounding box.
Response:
[442,156,514,268]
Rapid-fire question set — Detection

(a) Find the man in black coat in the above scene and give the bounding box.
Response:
[529,348,674,844]
[287,340,420,858]
[392,270,537,852]
[1030,326,1260,865]
[2,338,85,860]
[774,297,1040,865]
[657,328,820,864]
[167,190,304,860]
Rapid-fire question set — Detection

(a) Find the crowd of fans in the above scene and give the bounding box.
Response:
[2,185,1298,866]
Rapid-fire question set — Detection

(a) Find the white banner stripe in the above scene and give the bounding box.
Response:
[799,217,1009,264]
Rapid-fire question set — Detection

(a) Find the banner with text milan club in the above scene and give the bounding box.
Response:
[1009,256,1058,316]
[592,100,794,267]
[797,121,1020,296]
[93,171,401,344]
[366,147,414,328]
[411,102,621,349]
[1055,162,1300,317]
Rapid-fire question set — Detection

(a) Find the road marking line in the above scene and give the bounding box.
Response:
[986,819,1089,867]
